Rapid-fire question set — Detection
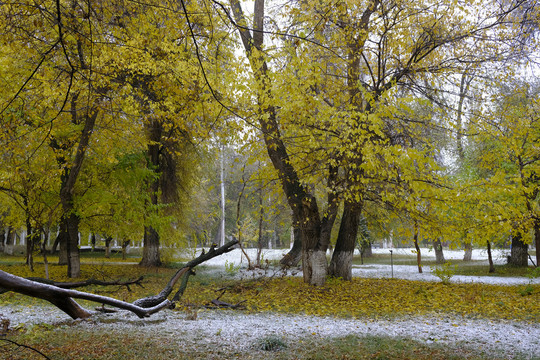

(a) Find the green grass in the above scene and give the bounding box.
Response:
[0,329,518,360]
[352,253,536,277]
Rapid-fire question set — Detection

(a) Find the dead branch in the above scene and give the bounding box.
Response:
[0,240,239,320]
[134,239,239,308]
[0,276,144,294]
[0,270,171,319]
[209,299,247,309]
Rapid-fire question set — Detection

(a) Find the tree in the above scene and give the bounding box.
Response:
[224,0,527,284]
[467,81,540,267]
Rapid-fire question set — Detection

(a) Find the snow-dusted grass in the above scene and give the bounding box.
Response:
[1,247,539,359]
[2,302,539,359]
[189,247,539,286]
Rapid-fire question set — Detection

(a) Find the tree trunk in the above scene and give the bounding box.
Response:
[0,270,171,320]
[65,212,81,278]
[140,226,162,267]
[256,185,264,267]
[280,225,302,267]
[509,233,528,267]
[122,239,130,260]
[414,222,422,273]
[463,241,473,262]
[57,228,68,265]
[487,240,495,273]
[104,236,113,258]
[535,220,540,268]
[4,227,14,255]
[140,119,162,267]
[0,225,4,253]
[55,102,98,278]
[329,202,362,280]
[434,239,445,264]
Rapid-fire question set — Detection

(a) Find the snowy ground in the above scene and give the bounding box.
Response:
[199,247,540,286]
[1,247,539,359]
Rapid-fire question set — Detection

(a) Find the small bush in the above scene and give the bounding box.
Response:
[257,335,287,351]
[431,261,456,285]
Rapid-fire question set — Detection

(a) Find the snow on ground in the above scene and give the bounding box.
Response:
[197,247,540,286]
[2,304,539,359]
[2,247,539,358]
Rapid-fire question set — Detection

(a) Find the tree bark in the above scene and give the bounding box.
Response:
[509,233,529,267]
[463,241,473,262]
[329,202,362,280]
[280,225,302,267]
[414,222,422,273]
[487,240,495,273]
[0,223,5,253]
[140,226,162,267]
[0,240,239,320]
[4,227,14,255]
[140,119,162,267]
[434,239,445,264]
[55,100,98,277]
[535,220,540,268]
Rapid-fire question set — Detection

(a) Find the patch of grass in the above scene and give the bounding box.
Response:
[276,335,500,360]
[1,330,513,360]
[352,253,535,277]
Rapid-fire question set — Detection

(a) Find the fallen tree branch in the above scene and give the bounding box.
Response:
[0,277,144,294]
[0,270,171,319]
[134,240,239,308]
[0,240,239,320]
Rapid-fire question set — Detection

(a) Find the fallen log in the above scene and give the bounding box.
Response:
[0,270,170,319]
[134,239,239,308]
[0,277,144,294]
[0,240,239,320]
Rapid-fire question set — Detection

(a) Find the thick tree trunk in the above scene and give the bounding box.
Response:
[329,202,362,280]
[303,249,327,286]
[140,120,162,267]
[434,239,445,264]
[141,226,161,267]
[280,225,302,267]
[65,213,81,278]
[140,226,161,267]
[509,233,528,267]
[487,240,495,273]
[104,236,113,258]
[57,228,68,264]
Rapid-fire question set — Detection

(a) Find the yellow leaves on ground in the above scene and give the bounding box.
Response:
[184,276,539,322]
[1,263,538,322]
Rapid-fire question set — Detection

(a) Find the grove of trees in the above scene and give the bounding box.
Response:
[0,0,538,289]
